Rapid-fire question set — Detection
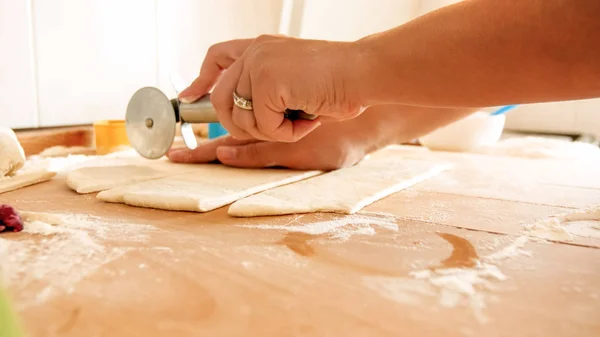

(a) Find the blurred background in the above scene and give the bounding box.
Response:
[1,0,598,138]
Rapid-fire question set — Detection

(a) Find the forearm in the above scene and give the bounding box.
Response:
[352,105,477,153]
[354,0,600,107]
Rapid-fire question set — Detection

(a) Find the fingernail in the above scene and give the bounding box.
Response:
[166,148,187,161]
[178,87,200,103]
[179,96,199,104]
[217,146,236,160]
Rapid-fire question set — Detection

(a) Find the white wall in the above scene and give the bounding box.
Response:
[32,0,158,127]
[298,0,419,41]
[156,0,283,98]
[0,0,38,129]
[0,0,283,129]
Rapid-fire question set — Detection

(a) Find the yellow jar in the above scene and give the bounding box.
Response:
[93,120,130,155]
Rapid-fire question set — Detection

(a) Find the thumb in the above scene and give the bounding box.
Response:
[216,142,293,168]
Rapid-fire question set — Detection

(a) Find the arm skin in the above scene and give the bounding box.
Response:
[352,0,600,108]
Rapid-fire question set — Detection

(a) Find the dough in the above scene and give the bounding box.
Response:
[97,165,321,212]
[0,169,56,194]
[228,158,451,217]
[38,145,95,157]
[68,165,173,194]
[66,161,200,193]
[0,127,26,177]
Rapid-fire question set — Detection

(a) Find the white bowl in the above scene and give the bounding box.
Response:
[419,111,506,152]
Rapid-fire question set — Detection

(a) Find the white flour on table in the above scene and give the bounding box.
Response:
[0,211,155,310]
[523,204,600,241]
[239,211,534,323]
[364,235,532,324]
[238,212,399,242]
[474,137,600,161]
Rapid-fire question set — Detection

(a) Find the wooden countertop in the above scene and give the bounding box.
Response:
[1,146,599,337]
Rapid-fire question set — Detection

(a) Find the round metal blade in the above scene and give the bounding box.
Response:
[126,87,177,159]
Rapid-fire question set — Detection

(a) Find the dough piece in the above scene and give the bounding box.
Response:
[0,127,26,177]
[228,158,451,217]
[97,165,321,212]
[67,165,171,193]
[0,169,56,194]
[66,161,200,193]
[38,145,95,157]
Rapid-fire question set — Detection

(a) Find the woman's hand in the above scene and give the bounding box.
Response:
[166,105,476,170]
[178,35,368,143]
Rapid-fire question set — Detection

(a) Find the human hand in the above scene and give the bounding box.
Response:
[178,35,368,143]
[166,105,476,170]
[167,105,402,170]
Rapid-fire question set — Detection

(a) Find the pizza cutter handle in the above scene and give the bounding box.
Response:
[174,94,318,123]
[173,95,219,124]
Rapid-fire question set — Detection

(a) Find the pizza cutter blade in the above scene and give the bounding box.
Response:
[126,87,178,159]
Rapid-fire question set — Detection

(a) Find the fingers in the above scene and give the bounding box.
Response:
[166,136,253,163]
[250,82,322,142]
[210,60,252,140]
[179,39,253,103]
[231,66,274,141]
[216,142,292,168]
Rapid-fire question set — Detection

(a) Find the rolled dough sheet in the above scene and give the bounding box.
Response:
[0,169,56,194]
[97,164,322,212]
[228,158,451,217]
[66,161,201,194]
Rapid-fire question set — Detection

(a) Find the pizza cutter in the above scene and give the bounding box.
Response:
[125,86,317,159]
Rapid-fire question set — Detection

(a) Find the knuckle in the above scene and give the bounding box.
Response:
[254,64,275,84]
[242,143,261,160]
[255,34,275,43]
[206,43,221,57]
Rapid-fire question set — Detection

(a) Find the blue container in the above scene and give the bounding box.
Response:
[208,123,228,139]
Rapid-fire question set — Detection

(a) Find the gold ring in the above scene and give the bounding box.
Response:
[233,91,253,110]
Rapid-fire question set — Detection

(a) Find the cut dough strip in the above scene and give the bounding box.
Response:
[97,165,322,212]
[228,158,451,217]
[66,160,202,194]
[0,170,56,194]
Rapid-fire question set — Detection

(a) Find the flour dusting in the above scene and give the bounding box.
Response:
[364,235,532,324]
[238,212,398,242]
[0,211,155,310]
[474,137,600,161]
[523,205,600,241]
[21,148,140,176]
[485,236,531,261]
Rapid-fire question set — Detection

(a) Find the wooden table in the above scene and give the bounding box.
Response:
[1,146,599,337]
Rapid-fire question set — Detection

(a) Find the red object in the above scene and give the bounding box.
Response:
[0,205,24,233]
